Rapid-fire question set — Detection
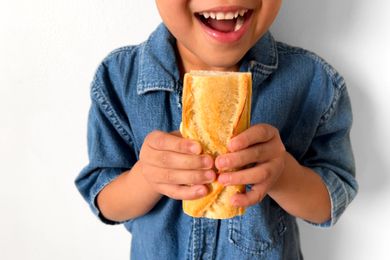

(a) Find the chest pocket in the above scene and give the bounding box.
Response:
[228,197,287,256]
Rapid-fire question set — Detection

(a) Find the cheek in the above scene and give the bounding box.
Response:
[156,0,190,20]
[166,21,194,48]
[157,2,193,36]
[255,0,282,31]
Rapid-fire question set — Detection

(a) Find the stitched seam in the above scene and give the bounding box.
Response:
[250,34,279,75]
[276,42,347,126]
[101,44,139,66]
[277,42,345,88]
[135,39,176,95]
[138,82,176,90]
[137,41,147,94]
[96,45,142,146]
[319,84,346,126]
[228,214,286,256]
[90,169,126,225]
[333,177,348,225]
[91,75,133,146]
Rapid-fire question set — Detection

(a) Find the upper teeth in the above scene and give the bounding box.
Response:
[200,9,248,20]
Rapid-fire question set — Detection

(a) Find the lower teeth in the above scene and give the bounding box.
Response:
[234,17,244,31]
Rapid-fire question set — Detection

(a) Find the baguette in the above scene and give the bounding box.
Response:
[180,70,252,219]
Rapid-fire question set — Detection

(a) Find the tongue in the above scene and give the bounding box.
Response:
[206,19,237,32]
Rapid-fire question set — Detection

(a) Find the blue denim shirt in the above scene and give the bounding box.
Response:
[75,24,358,260]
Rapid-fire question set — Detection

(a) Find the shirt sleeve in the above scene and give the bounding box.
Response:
[75,68,137,225]
[302,84,358,227]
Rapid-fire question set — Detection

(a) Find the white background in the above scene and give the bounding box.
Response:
[0,1,389,259]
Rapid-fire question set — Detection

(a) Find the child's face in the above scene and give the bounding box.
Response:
[155,0,282,72]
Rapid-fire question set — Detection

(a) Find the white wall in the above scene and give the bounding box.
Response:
[0,1,388,259]
[272,1,390,259]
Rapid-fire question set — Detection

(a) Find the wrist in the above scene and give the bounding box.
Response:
[132,161,162,200]
[266,152,332,223]
[268,152,300,197]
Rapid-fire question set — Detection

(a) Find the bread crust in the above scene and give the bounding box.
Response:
[180,70,252,219]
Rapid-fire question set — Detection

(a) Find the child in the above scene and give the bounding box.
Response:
[75,1,358,259]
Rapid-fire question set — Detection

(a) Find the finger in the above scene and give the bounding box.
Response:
[217,163,272,186]
[145,131,202,154]
[142,148,213,169]
[230,184,267,207]
[228,124,277,152]
[216,140,278,170]
[170,130,182,137]
[143,165,216,185]
[157,184,209,200]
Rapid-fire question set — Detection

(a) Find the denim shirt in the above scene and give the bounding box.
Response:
[75,24,358,260]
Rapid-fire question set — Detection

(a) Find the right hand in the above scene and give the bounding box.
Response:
[139,130,216,200]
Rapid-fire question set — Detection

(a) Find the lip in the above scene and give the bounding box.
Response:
[196,9,253,44]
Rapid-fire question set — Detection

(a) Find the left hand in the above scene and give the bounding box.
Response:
[216,124,287,207]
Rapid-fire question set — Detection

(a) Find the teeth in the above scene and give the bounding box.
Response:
[224,12,235,20]
[202,12,210,19]
[234,16,244,31]
[200,9,248,20]
[216,12,225,20]
[239,10,247,16]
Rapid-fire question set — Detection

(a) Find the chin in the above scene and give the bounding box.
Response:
[201,54,243,71]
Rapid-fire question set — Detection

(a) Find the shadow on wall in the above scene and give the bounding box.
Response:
[271,0,388,259]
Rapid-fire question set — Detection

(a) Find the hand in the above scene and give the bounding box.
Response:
[139,131,216,200]
[216,124,286,207]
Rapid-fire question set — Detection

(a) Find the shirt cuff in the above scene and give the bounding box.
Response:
[305,166,355,228]
[89,168,127,225]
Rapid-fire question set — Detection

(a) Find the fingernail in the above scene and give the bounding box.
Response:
[217,157,228,169]
[228,139,239,151]
[190,143,200,154]
[202,156,212,168]
[227,140,235,151]
[205,171,215,181]
[196,187,207,196]
[218,174,229,185]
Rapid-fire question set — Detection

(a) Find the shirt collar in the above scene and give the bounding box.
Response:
[240,30,279,85]
[137,23,278,95]
[137,24,181,95]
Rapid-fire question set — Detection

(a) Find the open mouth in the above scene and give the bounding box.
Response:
[195,9,253,33]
